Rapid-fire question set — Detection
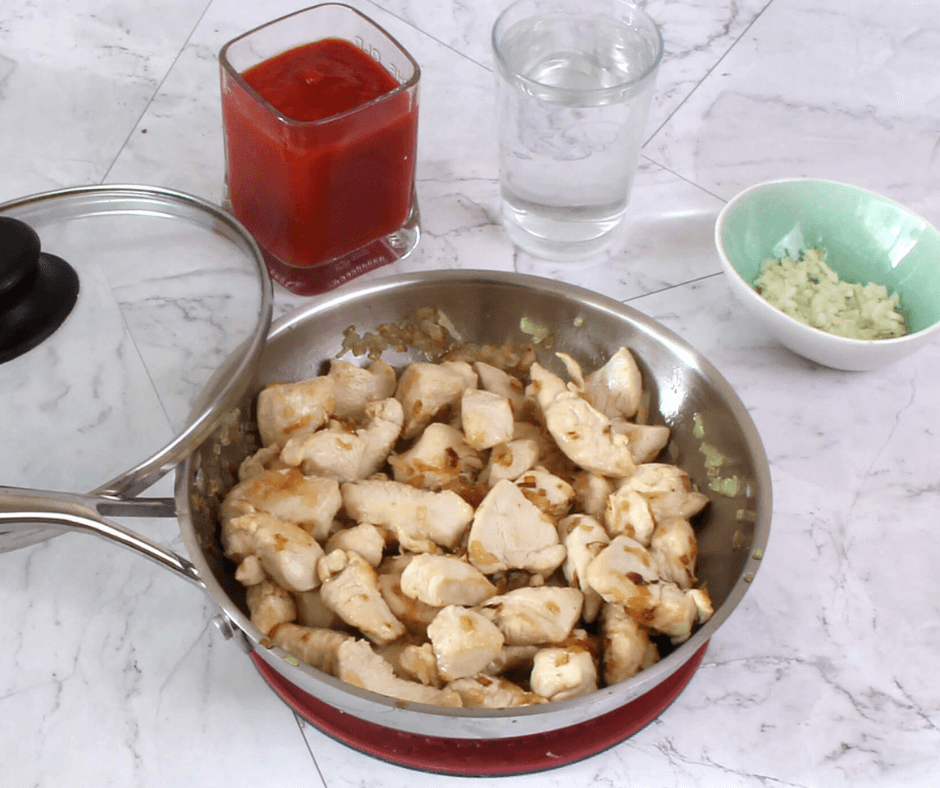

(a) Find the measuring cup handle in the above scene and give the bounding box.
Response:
[0,486,204,587]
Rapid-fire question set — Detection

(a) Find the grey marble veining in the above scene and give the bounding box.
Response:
[2,0,939,786]
[646,0,940,220]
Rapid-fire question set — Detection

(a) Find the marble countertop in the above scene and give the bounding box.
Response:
[2,0,939,785]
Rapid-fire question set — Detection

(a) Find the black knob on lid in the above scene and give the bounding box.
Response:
[0,216,80,364]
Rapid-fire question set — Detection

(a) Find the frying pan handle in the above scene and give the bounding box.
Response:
[0,486,204,588]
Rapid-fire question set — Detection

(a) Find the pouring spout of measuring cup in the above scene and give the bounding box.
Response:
[0,485,202,588]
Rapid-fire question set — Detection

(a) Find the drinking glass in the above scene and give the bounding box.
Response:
[492,0,662,261]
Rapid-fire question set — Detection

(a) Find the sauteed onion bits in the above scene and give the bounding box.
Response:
[218,324,715,709]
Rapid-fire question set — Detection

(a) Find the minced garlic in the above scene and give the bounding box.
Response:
[754,248,906,340]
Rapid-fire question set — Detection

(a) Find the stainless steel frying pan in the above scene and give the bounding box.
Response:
[1,264,771,740]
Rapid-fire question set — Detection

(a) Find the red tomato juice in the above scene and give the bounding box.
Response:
[222,38,418,287]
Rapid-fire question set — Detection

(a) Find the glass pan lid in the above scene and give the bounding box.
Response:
[0,185,272,547]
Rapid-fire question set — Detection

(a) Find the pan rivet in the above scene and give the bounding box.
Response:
[210,615,235,640]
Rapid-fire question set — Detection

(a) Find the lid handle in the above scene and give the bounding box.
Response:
[0,216,80,364]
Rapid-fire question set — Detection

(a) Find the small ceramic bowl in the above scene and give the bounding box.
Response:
[715,178,940,371]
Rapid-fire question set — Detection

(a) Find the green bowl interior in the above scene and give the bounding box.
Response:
[720,180,940,334]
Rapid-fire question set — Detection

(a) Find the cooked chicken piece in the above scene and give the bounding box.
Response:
[324,522,386,567]
[618,463,710,522]
[376,640,442,686]
[650,583,714,644]
[650,516,698,589]
[480,439,540,486]
[554,352,586,391]
[341,479,474,553]
[402,641,445,687]
[400,554,497,608]
[474,361,526,415]
[530,645,598,702]
[246,580,297,635]
[514,466,575,520]
[221,512,324,593]
[611,420,671,464]
[604,487,655,546]
[395,360,477,440]
[426,605,506,682]
[375,555,442,638]
[448,675,544,709]
[257,376,336,448]
[238,444,289,481]
[221,468,342,542]
[512,420,575,478]
[467,479,567,576]
[480,586,584,646]
[649,582,700,644]
[337,638,463,707]
[234,554,265,586]
[529,363,636,478]
[557,514,610,623]
[293,588,339,629]
[317,549,405,645]
[328,358,397,420]
[483,644,539,677]
[526,359,570,404]
[649,488,710,523]
[584,535,661,624]
[461,388,515,450]
[387,422,483,491]
[571,471,614,519]
[600,603,659,685]
[689,587,714,624]
[270,623,353,676]
[280,398,404,483]
[583,347,644,421]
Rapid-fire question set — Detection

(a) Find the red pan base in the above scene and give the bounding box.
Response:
[251,641,708,777]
